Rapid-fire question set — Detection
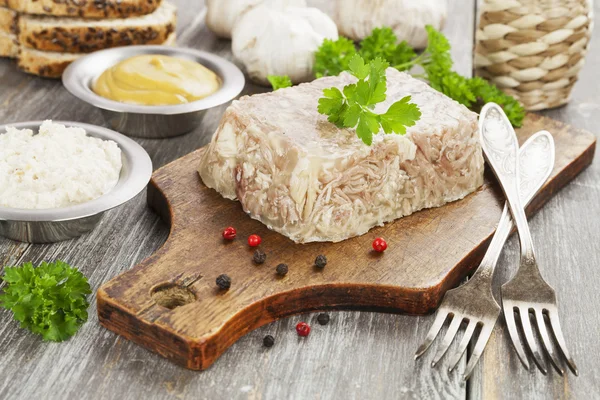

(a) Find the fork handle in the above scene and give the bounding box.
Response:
[479,103,537,264]
[473,131,555,281]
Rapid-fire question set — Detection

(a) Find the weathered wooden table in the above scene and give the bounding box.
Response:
[1,1,599,399]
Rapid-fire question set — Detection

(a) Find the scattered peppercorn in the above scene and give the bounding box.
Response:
[314,255,327,269]
[253,249,267,264]
[317,313,330,325]
[222,226,237,240]
[276,263,288,276]
[248,234,262,247]
[372,237,388,252]
[216,274,231,290]
[263,335,275,348]
[296,322,311,337]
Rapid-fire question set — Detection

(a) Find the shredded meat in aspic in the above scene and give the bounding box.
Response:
[199,69,484,243]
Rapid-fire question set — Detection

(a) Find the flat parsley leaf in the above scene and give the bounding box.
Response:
[267,75,292,90]
[380,96,422,135]
[0,261,91,342]
[318,54,421,145]
[348,55,370,80]
[318,87,346,126]
[314,37,357,78]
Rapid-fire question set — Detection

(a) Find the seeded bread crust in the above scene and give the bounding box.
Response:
[0,30,18,57]
[17,31,176,78]
[7,0,161,19]
[18,1,176,53]
[17,46,78,77]
[0,6,17,34]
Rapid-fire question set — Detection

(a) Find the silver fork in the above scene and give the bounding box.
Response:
[415,129,555,380]
[480,103,577,376]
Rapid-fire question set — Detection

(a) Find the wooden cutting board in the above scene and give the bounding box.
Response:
[97,114,595,370]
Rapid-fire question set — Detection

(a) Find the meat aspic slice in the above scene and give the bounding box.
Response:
[198,69,484,243]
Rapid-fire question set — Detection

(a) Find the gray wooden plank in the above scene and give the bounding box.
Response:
[467,1,600,399]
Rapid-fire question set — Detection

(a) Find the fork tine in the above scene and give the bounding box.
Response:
[548,309,578,376]
[415,310,449,359]
[503,302,530,370]
[533,309,564,375]
[448,319,477,372]
[518,307,547,374]
[463,324,494,381]
[431,315,462,367]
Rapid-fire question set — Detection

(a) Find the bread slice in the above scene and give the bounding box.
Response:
[0,30,18,57]
[19,1,176,53]
[17,46,78,76]
[6,0,161,19]
[0,6,17,34]
[17,31,176,78]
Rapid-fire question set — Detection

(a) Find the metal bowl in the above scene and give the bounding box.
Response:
[62,46,245,138]
[0,121,152,243]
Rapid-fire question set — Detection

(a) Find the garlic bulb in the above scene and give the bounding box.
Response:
[334,0,448,49]
[206,0,307,39]
[232,5,338,86]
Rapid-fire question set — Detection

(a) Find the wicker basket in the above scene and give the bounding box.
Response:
[474,0,594,111]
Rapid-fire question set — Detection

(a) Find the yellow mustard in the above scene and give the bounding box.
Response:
[93,55,221,106]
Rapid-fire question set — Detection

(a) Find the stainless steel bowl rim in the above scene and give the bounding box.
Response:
[62,45,245,115]
[0,121,152,222]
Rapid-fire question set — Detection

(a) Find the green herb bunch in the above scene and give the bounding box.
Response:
[314,26,525,127]
[318,54,421,145]
[0,261,91,342]
[267,75,292,90]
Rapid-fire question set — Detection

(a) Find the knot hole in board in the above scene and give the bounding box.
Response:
[151,284,196,309]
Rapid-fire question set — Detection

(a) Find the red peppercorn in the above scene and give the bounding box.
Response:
[296,322,311,337]
[222,227,236,240]
[248,234,262,247]
[372,237,387,252]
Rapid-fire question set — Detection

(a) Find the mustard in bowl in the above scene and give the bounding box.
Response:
[62,46,245,139]
[93,55,222,106]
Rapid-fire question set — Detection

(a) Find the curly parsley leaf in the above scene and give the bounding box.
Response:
[267,75,292,91]
[359,27,416,68]
[318,54,421,145]
[0,261,91,342]
[420,25,453,77]
[314,25,525,127]
[468,77,525,127]
[429,71,477,108]
[314,37,357,78]
[408,26,524,127]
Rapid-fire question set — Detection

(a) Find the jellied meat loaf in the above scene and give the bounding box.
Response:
[198,69,484,243]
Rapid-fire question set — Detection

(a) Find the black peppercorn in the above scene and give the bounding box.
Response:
[276,263,288,276]
[314,255,327,269]
[263,335,275,348]
[317,313,330,325]
[253,249,267,264]
[216,274,231,290]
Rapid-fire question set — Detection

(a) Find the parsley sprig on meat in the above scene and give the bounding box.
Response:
[318,54,421,145]
[314,26,525,127]
[0,261,91,342]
